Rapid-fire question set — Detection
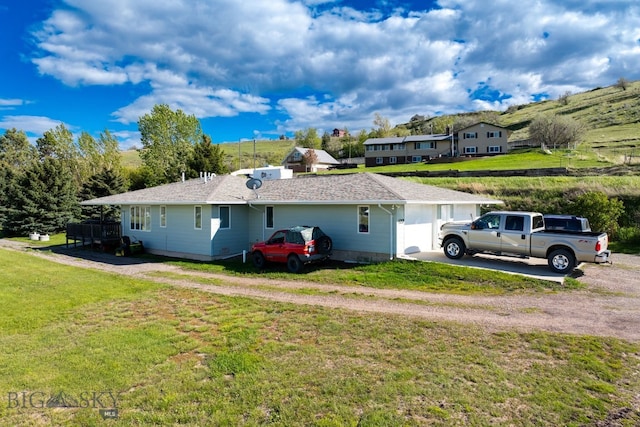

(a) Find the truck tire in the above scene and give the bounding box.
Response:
[443,237,466,260]
[547,249,575,274]
[252,251,266,269]
[287,254,303,273]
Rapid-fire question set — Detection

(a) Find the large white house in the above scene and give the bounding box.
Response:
[82,173,502,262]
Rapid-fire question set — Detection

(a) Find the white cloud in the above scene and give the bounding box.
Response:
[0,115,71,135]
[28,0,640,135]
[0,99,29,109]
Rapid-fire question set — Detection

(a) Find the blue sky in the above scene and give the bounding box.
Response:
[1,0,639,148]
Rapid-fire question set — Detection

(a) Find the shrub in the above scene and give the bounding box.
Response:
[570,192,625,237]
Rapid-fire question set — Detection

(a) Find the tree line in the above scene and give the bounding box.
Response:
[0,104,228,236]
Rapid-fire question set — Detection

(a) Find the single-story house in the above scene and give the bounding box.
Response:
[81,173,502,262]
[283,147,340,172]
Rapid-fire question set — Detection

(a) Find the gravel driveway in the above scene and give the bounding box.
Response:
[2,239,639,342]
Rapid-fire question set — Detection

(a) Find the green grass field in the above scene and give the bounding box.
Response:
[1,248,639,425]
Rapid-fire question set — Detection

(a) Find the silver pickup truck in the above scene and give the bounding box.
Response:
[438,211,611,274]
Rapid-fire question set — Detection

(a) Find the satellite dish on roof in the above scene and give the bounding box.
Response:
[246,178,263,199]
[246,178,262,190]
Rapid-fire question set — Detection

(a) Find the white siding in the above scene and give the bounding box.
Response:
[402,205,435,252]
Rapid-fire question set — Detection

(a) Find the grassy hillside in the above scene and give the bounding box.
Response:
[500,81,640,149]
[120,139,296,171]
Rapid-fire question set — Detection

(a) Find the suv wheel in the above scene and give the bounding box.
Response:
[252,251,266,269]
[287,254,303,273]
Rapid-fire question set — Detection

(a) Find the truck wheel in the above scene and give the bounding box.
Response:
[443,237,466,260]
[252,251,266,269]
[548,249,575,274]
[287,255,303,273]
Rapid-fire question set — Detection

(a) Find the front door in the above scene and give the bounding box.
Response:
[467,213,502,252]
[500,214,530,255]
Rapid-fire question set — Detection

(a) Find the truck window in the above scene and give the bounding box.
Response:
[532,215,544,230]
[475,213,501,230]
[505,215,524,231]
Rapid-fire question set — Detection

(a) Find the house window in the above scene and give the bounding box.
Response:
[358,205,369,233]
[487,131,502,138]
[415,142,435,149]
[464,146,477,154]
[488,146,502,153]
[266,206,274,228]
[293,152,302,160]
[389,156,397,164]
[376,157,383,165]
[463,132,477,139]
[219,206,230,229]
[160,206,166,228]
[412,155,422,163]
[194,206,202,230]
[130,206,151,231]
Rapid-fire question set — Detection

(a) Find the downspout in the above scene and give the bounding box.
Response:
[248,202,265,241]
[378,204,395,260]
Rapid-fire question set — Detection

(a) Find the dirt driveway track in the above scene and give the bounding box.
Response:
[1,239,639,342]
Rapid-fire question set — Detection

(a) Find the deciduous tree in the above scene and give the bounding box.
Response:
[529,114,585,150]
[138,104,202,186]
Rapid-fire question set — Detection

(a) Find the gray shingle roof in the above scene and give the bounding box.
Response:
[285,147,340,165]
[81,174,252,205]
[82,172,501,206]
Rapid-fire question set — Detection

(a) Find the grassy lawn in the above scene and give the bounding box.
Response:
[1,248,639,426]
[164,257,580,294]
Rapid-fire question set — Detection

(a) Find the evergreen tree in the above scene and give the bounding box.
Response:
[4,158,80,235]
[79,169,128,220]
[0,129,36,231]
[187,134,229,178]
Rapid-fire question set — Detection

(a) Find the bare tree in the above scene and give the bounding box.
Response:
[558,91,571,105]
[615,77,630,91]
[529,114,585,150]
[302,148,318,172]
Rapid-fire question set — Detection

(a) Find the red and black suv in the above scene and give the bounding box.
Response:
[250,226,333,273]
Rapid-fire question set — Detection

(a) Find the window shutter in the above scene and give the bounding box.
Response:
[475,132,478,138]
[499,131,502,137]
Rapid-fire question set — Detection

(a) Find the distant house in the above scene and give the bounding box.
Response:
[363,122,508,167]
[364,134,452,167]
[81,173,502,263]
[283,147,340,172]
[456,122,508,156]
[332,128,346,137]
